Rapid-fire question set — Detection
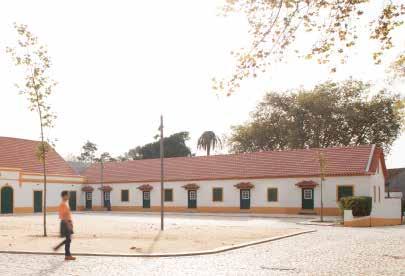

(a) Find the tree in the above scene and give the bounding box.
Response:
[94,152,117,163]
[197,131,222,156]
[126,132,191,160]
[6,23,57,237]
[77,141,98,163]
[390,52,405,78]
[213,1,405,94]
[229,80,404,153]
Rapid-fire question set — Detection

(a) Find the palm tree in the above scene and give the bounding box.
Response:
[197,131,222,156]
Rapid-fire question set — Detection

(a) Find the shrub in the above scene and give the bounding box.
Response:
[339,196,372,217]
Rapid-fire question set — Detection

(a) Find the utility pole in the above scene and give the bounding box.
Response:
[318,151,326,222]
[160,115,165,231]
[100,158,104,209]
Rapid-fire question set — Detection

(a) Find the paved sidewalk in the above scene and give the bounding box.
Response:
[0,216,404,275]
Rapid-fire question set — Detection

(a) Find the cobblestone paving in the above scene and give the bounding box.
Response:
[0,215,404,276]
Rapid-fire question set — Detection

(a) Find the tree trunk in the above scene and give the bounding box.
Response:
[207,145,211,156]
[40,125,47,237]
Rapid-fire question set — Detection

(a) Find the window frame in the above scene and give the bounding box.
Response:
[267,188,278,202]
[336,185,354,201]
[212,187,223,202]
[164,188,173,202]
[121,189,129,202]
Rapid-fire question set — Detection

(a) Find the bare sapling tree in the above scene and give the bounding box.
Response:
[6,23,57,237]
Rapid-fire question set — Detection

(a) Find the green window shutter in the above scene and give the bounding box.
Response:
[213,188,223,202]
[338,186,353,200]
[164,189,173,202]
[267,188,278,202]
[121,190,129,202]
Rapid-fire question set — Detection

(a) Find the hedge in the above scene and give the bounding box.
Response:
[339,196,372,217]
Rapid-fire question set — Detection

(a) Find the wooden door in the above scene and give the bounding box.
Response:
[240,189,250,209]
[302,188,314,209]
[33,191,43,213]
[1,187,13,214]
[188,190,197,209]
[69,191,77,211]
[85,192,92,210]
[143,191,150,208]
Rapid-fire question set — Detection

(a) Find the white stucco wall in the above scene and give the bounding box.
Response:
[1,164,386,213]
[86,175,377,209]
[0,169,84,210]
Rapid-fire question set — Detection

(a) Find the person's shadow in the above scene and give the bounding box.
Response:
[145,231,162,254]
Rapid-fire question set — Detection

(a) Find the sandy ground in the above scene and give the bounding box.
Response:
[0,213,301,254]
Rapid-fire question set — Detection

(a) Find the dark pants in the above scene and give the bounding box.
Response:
[56,234,71,256]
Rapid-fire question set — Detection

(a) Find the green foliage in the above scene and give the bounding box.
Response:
[78,141,98,163]
[229,80,404,153]
[339,196,372,217]
[94,152,117,163]
[214,1,405,94]
[6,23,57,129]
[36,142,51,162]
[7,23,57,237]
[127,132,191,160]
[197,131,222,156]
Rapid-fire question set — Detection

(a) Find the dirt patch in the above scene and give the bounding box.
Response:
[0,214,301,254]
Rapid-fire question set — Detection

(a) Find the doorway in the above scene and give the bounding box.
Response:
[240,189,250,209]
[1,187,13,214]
[143,191,150,208]
[85,192,92,210]
[33,191,43,213]
[187,190,197,209]
[301,188,314,210]
[69,191,77,211]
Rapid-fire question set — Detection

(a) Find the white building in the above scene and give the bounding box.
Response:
[0,137,389,218]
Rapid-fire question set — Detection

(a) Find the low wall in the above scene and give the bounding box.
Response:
[344,198,403,227]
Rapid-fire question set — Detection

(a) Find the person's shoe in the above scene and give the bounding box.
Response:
[65,256,76,261]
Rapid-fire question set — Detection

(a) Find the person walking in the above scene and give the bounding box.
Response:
[54,191,76,260]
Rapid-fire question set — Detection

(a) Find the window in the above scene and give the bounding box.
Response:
[267,188,278,202]
[378,187,381,203]
[303,189,313,200]
[121,190,129,202]
[86,192,92,200]
[241,190,250,199]
[143,191,150,200]
[212,188,223,202]
[337,186,353,201]
[164,189,173,202]
[189,190,197,200]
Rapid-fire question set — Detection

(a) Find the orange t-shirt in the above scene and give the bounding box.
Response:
[58,201,72,221]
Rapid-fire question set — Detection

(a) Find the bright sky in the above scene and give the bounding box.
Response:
[0,0,404,168]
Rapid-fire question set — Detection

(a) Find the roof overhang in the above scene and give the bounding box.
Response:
[182,183,200,190]
[98,185,113,192]
[137,184,153,192]
[234,182,255,189]
[295,180,319,188]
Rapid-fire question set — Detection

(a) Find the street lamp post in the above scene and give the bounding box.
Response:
[160,115,164,231]
[318,152,326,222]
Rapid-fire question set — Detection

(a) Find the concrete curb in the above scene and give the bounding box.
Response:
[297,220,339,226]
[0,229,316,258]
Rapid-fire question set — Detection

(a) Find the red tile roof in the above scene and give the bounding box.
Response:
[84,145,386,184]
[0,137,78,176]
